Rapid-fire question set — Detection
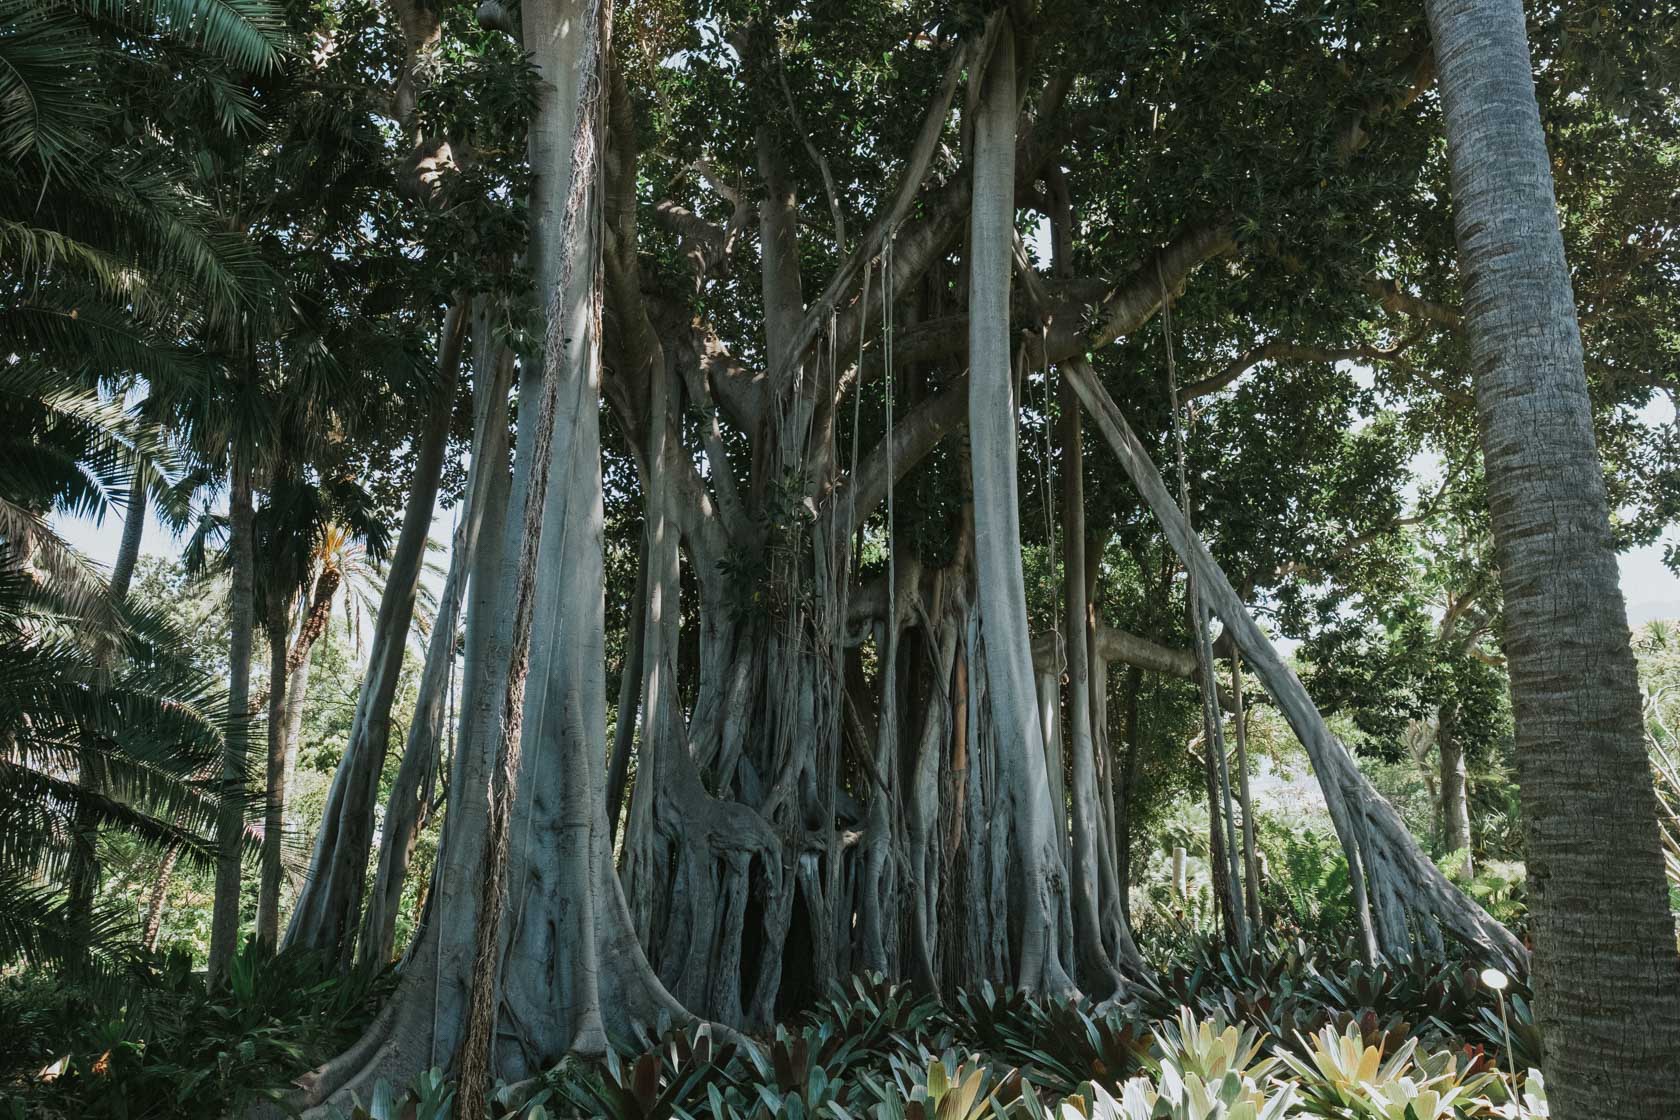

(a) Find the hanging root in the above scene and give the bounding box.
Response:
[1064,357,1525,967]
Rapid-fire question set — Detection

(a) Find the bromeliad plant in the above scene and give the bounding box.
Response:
[1276,1020,1494,1119]
[1150,1007,1277,1085]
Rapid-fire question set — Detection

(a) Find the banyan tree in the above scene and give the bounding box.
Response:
[266,0,1593,1111]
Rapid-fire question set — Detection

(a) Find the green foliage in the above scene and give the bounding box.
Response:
[0,546,231,977]
[1275,1021,1495,1120]
[474,952,1539,1119]
[2,944,1547,1118]
[1,943,392,1118]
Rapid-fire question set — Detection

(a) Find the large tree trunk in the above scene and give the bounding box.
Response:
[209,452,256,983]
[1423,0,1680,1110]
[272,4,686,1113]
[965,19,1070,996]
[283,302,467,964]
[1059,385,1140,991]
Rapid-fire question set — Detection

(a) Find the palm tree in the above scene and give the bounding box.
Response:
[1423,0,1680,1113]
[3,0,288,982]
[0,376,230,977]
[0,543,231,975]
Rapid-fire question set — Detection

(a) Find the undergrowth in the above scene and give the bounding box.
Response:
[0,935,1541,1119]
[1,944,394,1119]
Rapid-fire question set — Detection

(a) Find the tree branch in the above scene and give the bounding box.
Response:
[1178,329,1427,400]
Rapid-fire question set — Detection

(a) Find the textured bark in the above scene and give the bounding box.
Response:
[273,4,688,1113]
[141,839,181,952]
[965,20,1070,996]
[279,630,315,828]
[284,302,466,964]
[604,547,645,847]
[108,483,146,601]
[1424,0,1680,1109]
[1232,660,1263,929]
[1161,291,1247,950]
[209,452,256,983]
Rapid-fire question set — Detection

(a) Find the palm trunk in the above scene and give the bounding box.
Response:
[142,839,182,952]
[280,644,313,826]
[67,482,148,926]
[283,302,467,964]
[278,564,340,812]
[965,18,1070,996]
[256,582,295,950]
[1424,0,1680,1108]
[109,482,146,600]
[209,452,256,983]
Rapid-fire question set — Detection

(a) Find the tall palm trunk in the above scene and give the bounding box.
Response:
[256,580,296,949]
[108,483,146,600]
[1424,0,1680,1110]
[965,18,1070,996]
[209,453,256,983]
[67,482,148,920]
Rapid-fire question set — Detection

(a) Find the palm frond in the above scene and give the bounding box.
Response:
[80,0,287,75]
[0,0,105,170]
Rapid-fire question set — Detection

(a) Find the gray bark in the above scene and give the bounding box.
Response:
[1438,716,1473,879]
[1059,388,1138,990]
[1424,0,1680,1109]
[965,19,1070,996]
[359,330,513,970]
[604,547,645,848]
[273,5,688,1112]
[108,482,145,601]
[1232,659,1263,930]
